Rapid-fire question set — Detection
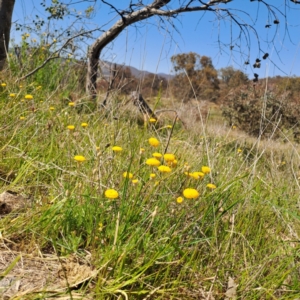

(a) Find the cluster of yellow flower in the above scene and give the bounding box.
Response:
[73,134,217,202]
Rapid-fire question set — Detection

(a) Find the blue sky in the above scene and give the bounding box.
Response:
[12,0,300,78]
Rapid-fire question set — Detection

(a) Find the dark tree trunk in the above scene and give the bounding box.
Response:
[0,0,16,70]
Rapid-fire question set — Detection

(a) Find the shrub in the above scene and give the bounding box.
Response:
[222,85,300,142]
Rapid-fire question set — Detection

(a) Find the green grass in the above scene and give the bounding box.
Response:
[1,63,300,299]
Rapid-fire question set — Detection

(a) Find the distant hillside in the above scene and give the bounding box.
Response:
[99,60,173,80]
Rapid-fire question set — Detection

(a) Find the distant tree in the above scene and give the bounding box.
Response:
[170,52,219,101]
[0,0,16,70]
[219,67,248,88]
[140,73,168,97]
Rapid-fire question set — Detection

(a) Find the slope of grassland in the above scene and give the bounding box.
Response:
[0,75,300,299]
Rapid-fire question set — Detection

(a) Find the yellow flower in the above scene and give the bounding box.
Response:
[191,172,205,180]
[152,152,162,159]
[123,172,133,179]
[237,148,242,153]
[166,125,172,129]
[1,83,6,87]
[232,125,237,129]
[112,146,123,152]
[68,102,75,106]
[104,189,119,199]
[183,188,200,199]
[176,196,184,204]
[19,116,26,120]
[164,153,175,162]
[49,106,55,110]
[139,148,145,154]
[36,86,42,90]
[146,158,161,166]
[207,183,217,189]
[132,179,139,184]
[81,122,88,127]
[25,94,33,100]
[67,125,75,130]
[150,173,156,179]
[9,93,16,97]
[168,159,178,168]
[201,166,211,174]
[149,118,157,123]
[184,172,196,178]
[148,137,160,147]
[74,155,86,162]
[158,165,171,173]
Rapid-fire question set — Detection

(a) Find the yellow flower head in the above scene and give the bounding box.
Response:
[168,159,178,168]
[191,171,205,180]
[112,146,123,152]
[176,196,184,204]
[183,188,200,199]
[123,172,133,179]
[67,125,75,130]
[152,152,162,159]
[157,165,171,173]
[104,189,119,199]
[184,172,194,178]
[132,179,139,184]
[1,83,7,87]
[81,122,88,127]
[25,94,33,100]
[164,153,175,162]
[19,116,26,120]
[201,166,211,174]
[237,148,242,153]
[149,118,157,123]
[9,93,16,97]
[74,155,86,162]
[139,148,145,154]
[207,183,217,189]
[68,102,75,106]
[150,173,156,179]
[148,137,160,147]
[146,158,161,167]
[49,106,55,110]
